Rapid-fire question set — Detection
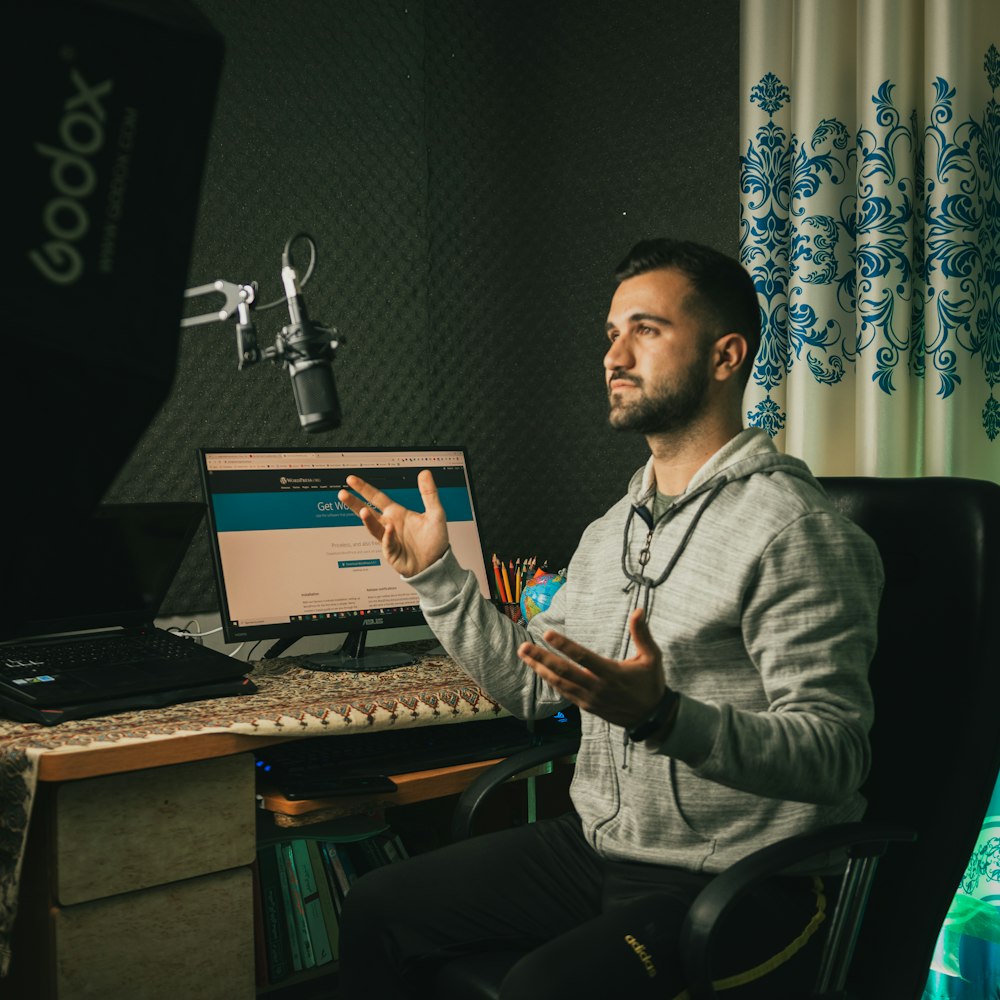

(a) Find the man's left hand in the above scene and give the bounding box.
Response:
[517,608,667,729]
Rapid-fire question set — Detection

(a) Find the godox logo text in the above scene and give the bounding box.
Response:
[28,68,113,286]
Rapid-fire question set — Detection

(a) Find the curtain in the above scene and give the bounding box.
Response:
[740,4,1000,996]
[740,0,1000,484]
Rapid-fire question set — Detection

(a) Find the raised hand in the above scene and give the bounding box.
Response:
[337,469,449,578]
[517,608,667,729]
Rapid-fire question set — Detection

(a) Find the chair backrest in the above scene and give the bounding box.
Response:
[819,476,1000,999]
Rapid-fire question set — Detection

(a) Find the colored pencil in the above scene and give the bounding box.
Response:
[501,561,513,603]
[492,554,505,601]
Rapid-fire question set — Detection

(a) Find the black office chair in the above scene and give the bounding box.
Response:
[434,476,1000,1000]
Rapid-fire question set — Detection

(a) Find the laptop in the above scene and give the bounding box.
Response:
[0,502,256,726]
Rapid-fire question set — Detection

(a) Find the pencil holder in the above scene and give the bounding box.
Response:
[497,601,525,625]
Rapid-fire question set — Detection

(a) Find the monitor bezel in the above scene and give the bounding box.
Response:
[198,445,491,649]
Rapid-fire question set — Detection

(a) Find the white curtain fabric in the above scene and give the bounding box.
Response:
[740,0,1000,484]
[740,6,1000,995]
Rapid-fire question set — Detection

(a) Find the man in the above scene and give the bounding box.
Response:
[336,239,883,999]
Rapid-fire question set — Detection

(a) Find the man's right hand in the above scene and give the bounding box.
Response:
[337,469,448,579]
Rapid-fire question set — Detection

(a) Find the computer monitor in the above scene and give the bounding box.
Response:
[199,447,493,671]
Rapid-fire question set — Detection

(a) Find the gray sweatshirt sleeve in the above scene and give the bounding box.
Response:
[404,548,571,719]
[663,511,882,805]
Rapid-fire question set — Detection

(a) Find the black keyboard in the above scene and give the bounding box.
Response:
[0,630,198,675]
[254,713,577,798]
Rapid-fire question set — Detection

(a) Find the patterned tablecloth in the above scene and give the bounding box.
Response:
[0,650,504,977]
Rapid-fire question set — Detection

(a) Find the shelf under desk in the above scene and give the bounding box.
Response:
[259,758,503,817]
[257,756,560,828]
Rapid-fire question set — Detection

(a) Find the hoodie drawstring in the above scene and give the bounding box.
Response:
[618,479,728,769]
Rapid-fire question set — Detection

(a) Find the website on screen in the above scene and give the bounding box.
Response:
[202,450,491,630]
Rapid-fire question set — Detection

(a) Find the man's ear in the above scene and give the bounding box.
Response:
[712,333,748,383]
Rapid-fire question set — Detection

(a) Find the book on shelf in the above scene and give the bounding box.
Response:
[282,841,317,968]
[391,832,410,859]
[273,843,303,972]
[290,839,335,966]
[250,858,270,987]
[316,840,343,914]
[256,847,293,983]
[343,837,383,877]
[375,830,406,865]
[306,839,340,960]
[324,841,359,899]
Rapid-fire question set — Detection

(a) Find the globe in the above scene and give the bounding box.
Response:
[520,572,567,622]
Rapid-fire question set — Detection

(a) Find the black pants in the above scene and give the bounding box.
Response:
[339,813,834,999]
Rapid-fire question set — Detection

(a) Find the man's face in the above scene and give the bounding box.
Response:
[603,267,714,435]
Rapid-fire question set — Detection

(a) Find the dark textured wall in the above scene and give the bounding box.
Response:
[106,0,740,614]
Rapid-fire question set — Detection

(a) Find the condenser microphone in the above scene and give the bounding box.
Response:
[281,263,342,432]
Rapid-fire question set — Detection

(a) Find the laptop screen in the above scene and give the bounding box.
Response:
[3,503,205,642]
[198,447,493,645]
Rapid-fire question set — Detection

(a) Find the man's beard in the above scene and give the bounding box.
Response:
[607,362,711,435]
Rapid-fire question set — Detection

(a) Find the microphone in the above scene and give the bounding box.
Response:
[182,233,344,433]
[280,260,342,432]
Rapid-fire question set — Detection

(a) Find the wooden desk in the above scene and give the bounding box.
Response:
[0,654,512,999]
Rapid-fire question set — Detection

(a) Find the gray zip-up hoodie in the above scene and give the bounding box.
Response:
[406,429,884,874]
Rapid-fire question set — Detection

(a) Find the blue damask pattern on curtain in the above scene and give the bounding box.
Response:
[739,45,1000,445]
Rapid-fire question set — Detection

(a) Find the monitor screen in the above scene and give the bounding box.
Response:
[199,447,493,670]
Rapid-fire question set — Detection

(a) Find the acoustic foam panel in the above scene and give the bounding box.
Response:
[104,0,739,615]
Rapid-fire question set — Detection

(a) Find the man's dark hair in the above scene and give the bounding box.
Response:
[614,239,762,386]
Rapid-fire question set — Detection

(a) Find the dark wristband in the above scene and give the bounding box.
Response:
[628,688,679,743]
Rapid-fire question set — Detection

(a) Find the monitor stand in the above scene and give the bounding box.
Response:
[263,628,415,673]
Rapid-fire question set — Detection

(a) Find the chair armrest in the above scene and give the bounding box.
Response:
[679,821,916,1000]
[450,736,580,842]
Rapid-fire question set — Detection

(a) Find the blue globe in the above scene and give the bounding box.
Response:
[520,572,567,621]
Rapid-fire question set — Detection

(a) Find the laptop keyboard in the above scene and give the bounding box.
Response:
[1,631,203,675]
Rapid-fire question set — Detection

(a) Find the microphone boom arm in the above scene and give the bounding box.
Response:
[180,278,255,328]
[182,278,265,369]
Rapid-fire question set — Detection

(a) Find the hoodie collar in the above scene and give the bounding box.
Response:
[632,428,813,506]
